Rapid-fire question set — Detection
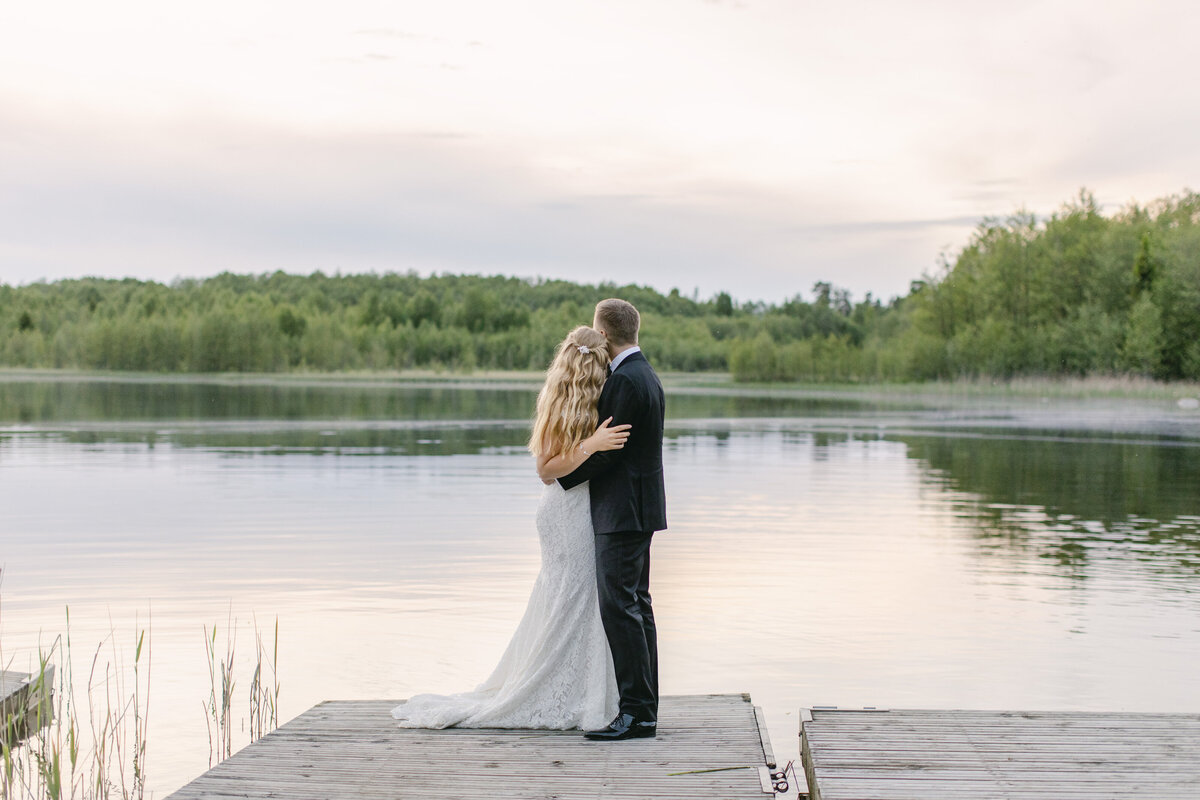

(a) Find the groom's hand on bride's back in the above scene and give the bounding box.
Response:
[592,416,632,452]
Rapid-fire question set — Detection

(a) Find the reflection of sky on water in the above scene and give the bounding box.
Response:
[2,383,1200,796]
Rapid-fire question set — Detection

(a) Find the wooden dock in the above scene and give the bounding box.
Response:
[1,667,54,746]
[168,693,783,799]
[801,707,1200,799]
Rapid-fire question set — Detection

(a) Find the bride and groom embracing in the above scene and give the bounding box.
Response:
[391,298,667,741]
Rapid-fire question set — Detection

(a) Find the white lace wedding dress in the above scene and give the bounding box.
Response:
[391,480,619,730]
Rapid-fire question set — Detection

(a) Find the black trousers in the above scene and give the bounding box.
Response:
[594,531,658,722]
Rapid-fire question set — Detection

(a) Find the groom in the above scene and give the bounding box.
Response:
[559,298,667,741]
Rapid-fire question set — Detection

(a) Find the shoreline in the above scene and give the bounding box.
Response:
[1,366,1198,403]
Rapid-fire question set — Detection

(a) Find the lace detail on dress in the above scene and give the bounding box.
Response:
[391,481,619,730]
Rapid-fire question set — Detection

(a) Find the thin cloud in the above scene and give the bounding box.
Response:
[402,130,473,140]
[352,28,434,40]
[325,53,395,64]
[787,217,982,235]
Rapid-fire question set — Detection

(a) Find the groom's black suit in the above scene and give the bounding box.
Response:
[559,349,666,723]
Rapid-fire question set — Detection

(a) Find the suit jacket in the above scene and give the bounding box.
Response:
[558,350,667,535]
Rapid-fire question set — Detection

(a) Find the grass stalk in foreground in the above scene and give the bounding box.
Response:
[1,605,150,800]
[203,612,280,769]
[247,617,280,745]
[3,603,282,798]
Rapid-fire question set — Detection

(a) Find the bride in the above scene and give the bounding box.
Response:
[391,325,629,730]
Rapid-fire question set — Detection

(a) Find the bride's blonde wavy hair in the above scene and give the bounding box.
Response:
[528,326,611,457]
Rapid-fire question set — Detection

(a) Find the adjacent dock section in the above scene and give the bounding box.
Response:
[801,707,1200,799]
[1,667,54,745]
[168,693,780,799]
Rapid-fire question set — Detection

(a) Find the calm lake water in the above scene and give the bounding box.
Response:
[2,374,1199,796]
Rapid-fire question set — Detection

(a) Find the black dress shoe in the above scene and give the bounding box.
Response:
[584,712,657,741]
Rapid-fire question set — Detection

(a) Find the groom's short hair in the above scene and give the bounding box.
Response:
[595,298,639,346]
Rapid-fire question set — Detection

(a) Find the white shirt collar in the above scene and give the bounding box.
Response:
[609,345,641,373]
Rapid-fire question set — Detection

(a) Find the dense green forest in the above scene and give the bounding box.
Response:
[2,189,1197,382]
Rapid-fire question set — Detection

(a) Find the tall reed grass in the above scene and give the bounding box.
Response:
[3,590,280,799]
[247,616,280,746]
[201,611,279,769]
[1,606,150,800]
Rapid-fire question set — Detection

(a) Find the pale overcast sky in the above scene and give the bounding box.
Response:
[1,0,1196,303]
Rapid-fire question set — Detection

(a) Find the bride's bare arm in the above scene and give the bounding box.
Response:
[537,417,630,483]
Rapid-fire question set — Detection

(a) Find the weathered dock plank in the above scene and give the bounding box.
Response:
[802,708,1200,799]
[168,693,776,799]
[1,667,54,745]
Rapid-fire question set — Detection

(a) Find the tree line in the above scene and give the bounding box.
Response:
[2,189,1197,382]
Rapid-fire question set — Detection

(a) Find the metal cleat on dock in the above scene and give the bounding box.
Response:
[759,759,801,798]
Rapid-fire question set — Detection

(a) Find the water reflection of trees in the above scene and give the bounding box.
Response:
[0,381,540,423]
[902,434,1200,581]
[0,379,894,425]
[7,425,534,456]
